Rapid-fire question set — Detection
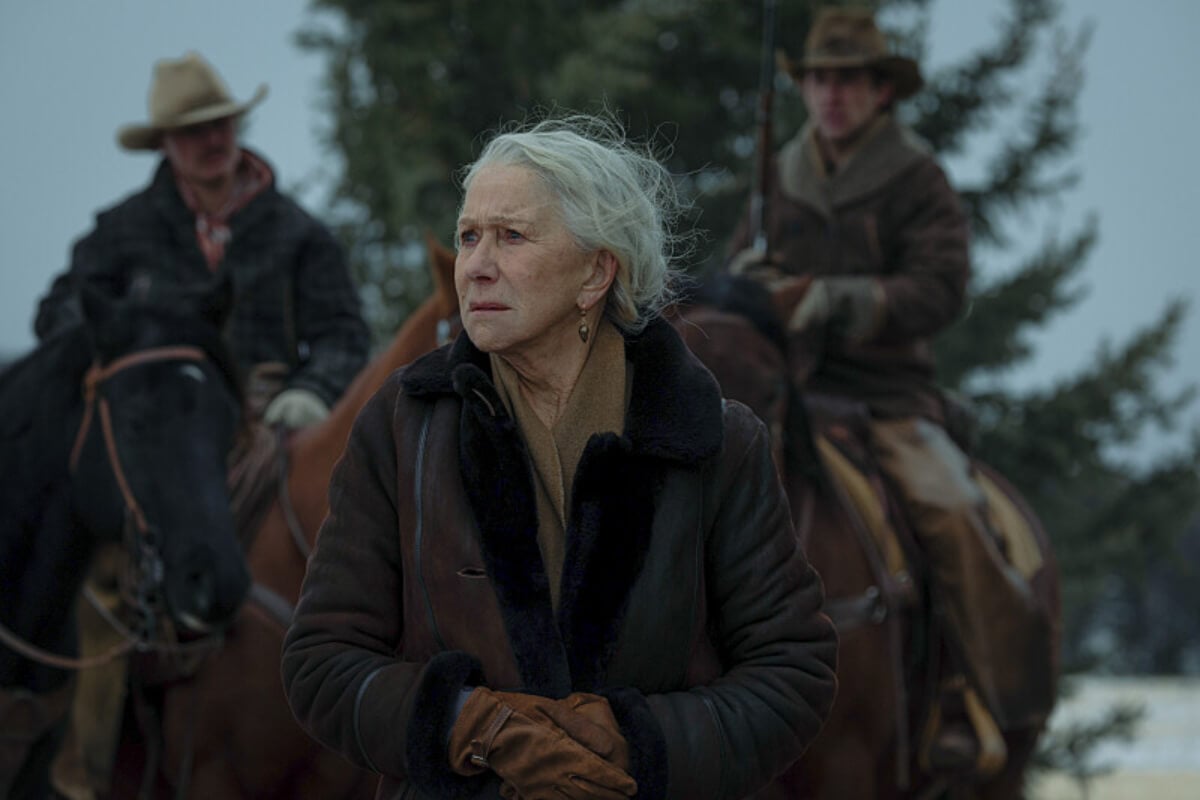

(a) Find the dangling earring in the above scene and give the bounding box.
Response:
[577,306,590,343]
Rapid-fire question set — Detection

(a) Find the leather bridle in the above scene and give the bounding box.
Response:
[0,345,226,672]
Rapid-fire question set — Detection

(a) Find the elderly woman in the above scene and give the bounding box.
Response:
[281,116,837,800]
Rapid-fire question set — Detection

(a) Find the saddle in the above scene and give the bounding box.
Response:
[811,398,1045,606]
[804,393,1047,780]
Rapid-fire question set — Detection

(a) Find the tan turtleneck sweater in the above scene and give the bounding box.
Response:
[491,320,629,608]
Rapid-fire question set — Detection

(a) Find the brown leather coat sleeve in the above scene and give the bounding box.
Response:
[643,404,838,799]
[872,159,970,345]
[280,373,432,777]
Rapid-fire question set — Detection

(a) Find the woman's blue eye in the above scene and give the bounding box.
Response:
[459,230,478,246]
[505,229,524,241]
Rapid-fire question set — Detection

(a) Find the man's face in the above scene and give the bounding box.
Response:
[162,116,240,186]
[800,67,893,147]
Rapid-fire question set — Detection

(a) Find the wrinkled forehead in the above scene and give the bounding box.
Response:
[458,164,560,226]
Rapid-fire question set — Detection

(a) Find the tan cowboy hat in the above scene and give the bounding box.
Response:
[117,51,268,151]
[778,7,923,100]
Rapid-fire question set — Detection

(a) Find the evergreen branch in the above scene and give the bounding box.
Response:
[961,23,1091,245]
[911,0,1056,154]
[937,219,1095,387]
[1034,700,1143,784]
[975,299,1192,465]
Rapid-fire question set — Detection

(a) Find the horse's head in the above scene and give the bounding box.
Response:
[671,273,830,476]
[670,276,788,470]
[73,283,250,635]
[427,231,461,346]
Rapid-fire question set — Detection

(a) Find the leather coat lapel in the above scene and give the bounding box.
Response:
[402,318,723,693]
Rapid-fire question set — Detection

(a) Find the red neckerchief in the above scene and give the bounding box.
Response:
[174,149,274,271]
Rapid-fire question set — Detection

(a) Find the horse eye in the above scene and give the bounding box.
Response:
[124,406,152,437]
[179,364,207,383]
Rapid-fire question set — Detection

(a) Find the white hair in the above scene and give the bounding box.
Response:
[459,114,690,333]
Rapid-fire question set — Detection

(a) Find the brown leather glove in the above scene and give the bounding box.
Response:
[499,693,633,800]
[556,693,631,774]
[785,276,884,344]
[448,688,637,800]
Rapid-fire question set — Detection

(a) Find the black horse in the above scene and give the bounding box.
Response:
[0,285,251,799]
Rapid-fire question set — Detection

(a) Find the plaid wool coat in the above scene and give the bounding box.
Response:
[36,151,370,406]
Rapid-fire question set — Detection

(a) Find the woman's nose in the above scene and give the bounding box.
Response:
[460,238,497,280]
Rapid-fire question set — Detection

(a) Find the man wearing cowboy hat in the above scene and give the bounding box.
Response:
[727,6,1055,779]
[35,51,369,428]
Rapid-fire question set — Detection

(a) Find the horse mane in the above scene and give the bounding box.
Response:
[0,303,244,467]
[684,273,788,354]
[0,324,95,551]
[683,272,825,483]
[0,323,93,443]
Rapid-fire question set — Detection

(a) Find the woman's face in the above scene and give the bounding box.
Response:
[455,164,603,363]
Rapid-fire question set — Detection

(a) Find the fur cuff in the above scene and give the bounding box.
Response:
[405,651,490,798]
[601,686,669,799]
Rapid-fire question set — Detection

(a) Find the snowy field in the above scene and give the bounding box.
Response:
[1032,676,1200,799]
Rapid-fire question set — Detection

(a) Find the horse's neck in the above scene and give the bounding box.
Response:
[284,299,446,540]
[0,483,91,689]
[0,350,88,566]
[303,300,443,456]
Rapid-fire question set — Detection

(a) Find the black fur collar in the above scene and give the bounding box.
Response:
[401,316,725,693]
[402,317,709,797]
[400,315,724,462]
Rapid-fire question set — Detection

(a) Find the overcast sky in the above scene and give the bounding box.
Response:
[1,0,1196,461]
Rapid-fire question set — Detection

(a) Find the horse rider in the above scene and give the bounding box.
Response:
[727,6,1054,776]
[34,51,370,428]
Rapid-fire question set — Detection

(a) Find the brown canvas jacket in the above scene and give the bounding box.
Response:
[281,318,838,800]
[730,116,970,420]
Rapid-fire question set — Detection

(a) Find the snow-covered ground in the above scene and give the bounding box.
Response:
[1032,676,1200,799]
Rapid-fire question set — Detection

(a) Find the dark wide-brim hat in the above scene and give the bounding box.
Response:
[117,51,268,151]
[779,7,923,100]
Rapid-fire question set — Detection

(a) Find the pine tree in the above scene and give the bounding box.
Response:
[300,0,1200,671]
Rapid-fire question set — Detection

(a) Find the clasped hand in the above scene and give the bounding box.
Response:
[448,688,637,800]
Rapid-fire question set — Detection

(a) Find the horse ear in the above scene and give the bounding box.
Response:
[424,229,457,308]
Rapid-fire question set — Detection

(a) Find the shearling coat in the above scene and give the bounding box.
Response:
[281,318,838,800]
[730,116,970,421]
[34,152,369,406]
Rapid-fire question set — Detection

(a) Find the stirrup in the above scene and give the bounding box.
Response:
[920,677,1007,779]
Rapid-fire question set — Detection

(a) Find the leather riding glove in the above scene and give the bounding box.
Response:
[262,387,330,428]
[556,693,631,774]
[785,276,885,345]
[728,246,774,277]
[448,688,637,800]
[728,247,797,288]
[498,692,633,800]
[727,247,817,321]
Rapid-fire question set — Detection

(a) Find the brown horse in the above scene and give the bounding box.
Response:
[118,241,460,799]
[674,274,1061,800]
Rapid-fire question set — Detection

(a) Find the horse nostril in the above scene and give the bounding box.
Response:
[175,565,217,632]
